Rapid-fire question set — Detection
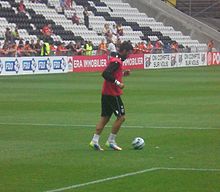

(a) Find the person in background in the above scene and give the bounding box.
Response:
[12,27,20,40]
[34,39,41,56]
[5,28,14,43]
[102,24,112,38]
[84,41,93,56]
[171,41,178,53]
[138,41,146,54]
[72,12,80,25]
[56,42,67,56]
[107,39,117,57]
[75,41,83,55]
[145,40,153,54]
[24,40,36,56]
[98,39,107,55]
[41,24,53,37]
[83,6,89,29]
[7,42,17,57]
[163,43,171,53]
[185,45,191,53]
[50,41,57,56]
[115,38,122,52]
[0,41,9,56]
[60,0,65,11]
[111,24,117,37]
[17,0,26,13]
[155,40,163,54]
[41,38,51,56]
[116,23,124,36]
[65,42,75,55]
[207,40,214,52]
[30,39,35,50]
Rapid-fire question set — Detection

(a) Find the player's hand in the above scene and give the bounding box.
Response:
[123,70,131,76]
[119,83,125,89]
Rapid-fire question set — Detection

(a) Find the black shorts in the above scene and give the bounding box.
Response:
[101,95,125,117]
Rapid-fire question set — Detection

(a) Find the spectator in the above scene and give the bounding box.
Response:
[116,23,124,36]
[83,6,89,29]
[50,41,57,56]
[72,12,80,25]
[17,0,26,13]
[163,43,171,53]
[60,0,65,10]
[111,24,117,36]
[30,39,35,50]
[16,39,24,56]
[97,39,107,55]
[0,41,9,56]
[24,40,36,56]
[41,24,53,37]
[102,24,112,38]
[5,28,14,43]
[207,40,214,52]
[171,41,178,53]
[185,45,191,53]
[41,38,51,56]
[138,41,146,53]
[65,0,73,9]
[65,42,75,55]
[56,42,67,56]
[84,41,93,56]
[7,42,17,57]
[34,39,41,56]
[154,40,163,54]
[107,39,117,57]
[12,27,20,40]
[75,42,83,55]
[145,40,154,54]
[115,38,122,52]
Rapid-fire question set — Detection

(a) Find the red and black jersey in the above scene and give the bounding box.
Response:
[102,56,123,96]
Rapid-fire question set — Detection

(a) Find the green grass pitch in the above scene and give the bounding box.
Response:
[0,66,220,192]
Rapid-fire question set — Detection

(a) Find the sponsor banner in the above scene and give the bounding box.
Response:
[178,52,207,67]
[122,54,144,70]
[207,52,220,65]
[144,54,177,69]
[71,55,108,72]
[70,54,144,73]
[144,52,207,69]
[0,57,20,75]
[0,56,68,76]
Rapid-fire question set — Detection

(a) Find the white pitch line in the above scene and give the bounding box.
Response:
[45,167,220,192]
[0,122,219,130]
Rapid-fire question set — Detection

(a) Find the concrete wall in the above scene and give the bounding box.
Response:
[123,0,220,51]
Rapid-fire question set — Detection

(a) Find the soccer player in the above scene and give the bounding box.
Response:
[90,41,133,151]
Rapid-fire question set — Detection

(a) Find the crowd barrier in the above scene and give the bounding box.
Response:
[0,52,219,76]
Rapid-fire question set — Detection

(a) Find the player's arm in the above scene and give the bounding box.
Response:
[102,62,124,89]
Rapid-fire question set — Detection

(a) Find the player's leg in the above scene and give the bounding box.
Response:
[90,116,110,150]
[95,116,110,135]
[106,96,125,151]
[111,115,125,134]
[90,95,112,151]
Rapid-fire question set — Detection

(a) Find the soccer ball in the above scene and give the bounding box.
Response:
[132,137,145,150]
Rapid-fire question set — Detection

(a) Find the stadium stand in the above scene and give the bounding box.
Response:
[175,0,220,32]
[0,0,208,56]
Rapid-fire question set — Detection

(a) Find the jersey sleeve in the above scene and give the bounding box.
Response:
[102,62,119,83]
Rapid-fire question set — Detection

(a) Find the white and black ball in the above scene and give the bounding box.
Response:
[132,137,145,150]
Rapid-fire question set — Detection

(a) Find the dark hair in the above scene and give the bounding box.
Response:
[119,41,133,52]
